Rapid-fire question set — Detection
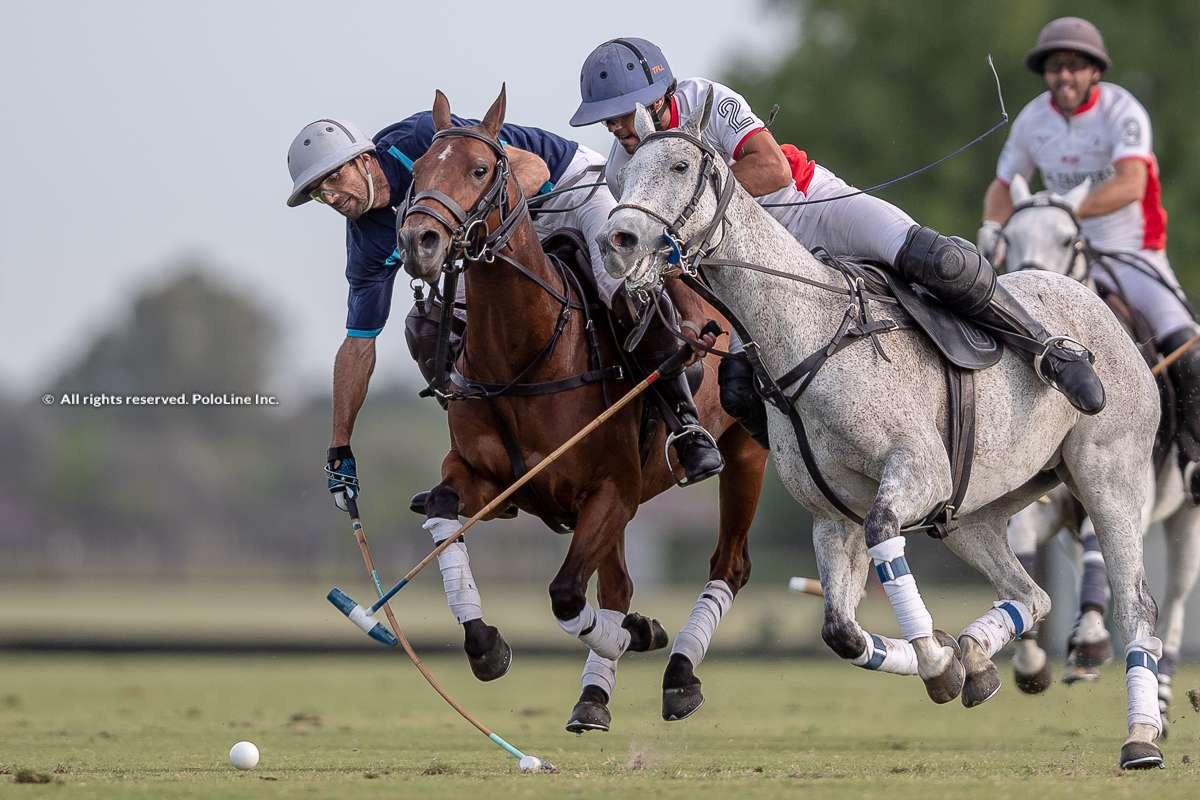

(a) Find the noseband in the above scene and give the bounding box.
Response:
[399,127,527,263]
[1002,195,1087,280]
[609,129,737,280]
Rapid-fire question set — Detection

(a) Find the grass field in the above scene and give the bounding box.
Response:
[2,653,1198,799]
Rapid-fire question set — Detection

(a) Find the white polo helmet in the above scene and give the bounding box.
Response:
[286,119,376,207]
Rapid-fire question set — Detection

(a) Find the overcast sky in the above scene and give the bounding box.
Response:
[0,0,787,397]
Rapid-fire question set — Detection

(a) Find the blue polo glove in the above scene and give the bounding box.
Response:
[325,445,359,512]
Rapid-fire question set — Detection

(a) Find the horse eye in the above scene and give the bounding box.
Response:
[671,161,689,173]
[472,165,488,179]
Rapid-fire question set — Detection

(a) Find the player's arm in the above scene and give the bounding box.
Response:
[982,178,1014,224]
[730,128,791,197]
[331,335,376,448]
[1078,158,1148,219]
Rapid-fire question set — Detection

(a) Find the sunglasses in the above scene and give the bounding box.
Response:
[1043,57,1095,75]
[307,169,343,204]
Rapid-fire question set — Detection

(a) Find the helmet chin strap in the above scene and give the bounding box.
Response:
[356,155,376,213]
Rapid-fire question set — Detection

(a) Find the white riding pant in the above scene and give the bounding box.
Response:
[532,146,623,307]
[760,164,916,265]
[1089,249,1194,342]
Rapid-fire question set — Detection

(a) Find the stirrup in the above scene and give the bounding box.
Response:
[664,423,721,486]
[1032,335,1094,389]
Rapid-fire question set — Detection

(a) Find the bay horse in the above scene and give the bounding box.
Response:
[395,86,768,732]
[600,89,1164,769]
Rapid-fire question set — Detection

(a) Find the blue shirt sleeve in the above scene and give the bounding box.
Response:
[344,209,403,337]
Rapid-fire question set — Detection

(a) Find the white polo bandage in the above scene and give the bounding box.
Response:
[423,516,482,624]
[671,580,734,668]
[557,604,629,660]
[852,631,919,675]
[960,600,1033,658]
[868,536,933,642]
[581,650,618,697]
[1125,637,1164,734]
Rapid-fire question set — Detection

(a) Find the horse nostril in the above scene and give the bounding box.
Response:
[610,230,639,251]
[418,229,441,253]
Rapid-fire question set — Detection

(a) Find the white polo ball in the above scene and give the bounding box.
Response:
[229,740,260,770]
[517,755,542,773]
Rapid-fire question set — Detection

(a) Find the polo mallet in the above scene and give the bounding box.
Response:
[334,495,557,773]
[1151,333,1200,377]
[329,323,717,619]
[787,576,824,597]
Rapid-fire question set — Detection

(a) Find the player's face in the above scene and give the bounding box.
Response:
[603,97,669,154]
[307,155,372,219]
[1042,50,1101,113]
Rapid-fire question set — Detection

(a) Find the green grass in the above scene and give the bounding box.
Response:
[1,655,1198,799]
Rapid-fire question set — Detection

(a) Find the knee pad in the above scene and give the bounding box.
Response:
[718,354,758,417]
[896,225,996,316]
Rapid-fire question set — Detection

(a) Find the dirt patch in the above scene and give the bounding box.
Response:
[285,711,322,733]
[14,770,52,784]
[1187,687,1200,712]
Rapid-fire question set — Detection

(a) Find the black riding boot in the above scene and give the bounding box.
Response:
[895,225,1105,414]
[1160,327,1200,504]
[620,291,724,485]
[718,353,769,448]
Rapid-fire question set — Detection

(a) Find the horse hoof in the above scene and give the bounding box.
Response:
[962,661,1001,708]
[1072,638,1113,669]
[565,700,611,734]
[465,625,511,682]
[1014,661,1053,694]
[1119,740,1164,770]
[623,612,669,652]
[922,630,964,704]
[662,653,704,721]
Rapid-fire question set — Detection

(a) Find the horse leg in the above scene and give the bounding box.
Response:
[944,513,1051,708]
[1157,505,1200,737]
[663,425,767,722]
[1007,499,1062,693]
[1063,516,1114,684]
[862,447,963,703]
[1065,448,1162,769]
[567,540,635,734]
[425,453,511,682]
[550,484,643,734]
[814,516,922,677]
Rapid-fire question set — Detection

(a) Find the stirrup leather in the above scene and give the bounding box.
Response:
[1032,334,1095,389]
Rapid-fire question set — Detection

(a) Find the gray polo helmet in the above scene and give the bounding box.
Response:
[286,119,376,207]
[569,37,674,127]
[1025,17,1111,74]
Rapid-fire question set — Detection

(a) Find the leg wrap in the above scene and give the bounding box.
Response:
[851,631,920,675]
[894,225,996,316]
[1079,527,1110,614]
[423,517,482,624]
[557,604,630,660]
[961,600,1033,659]
[581,650,618,698]
[1125,637,1164,734]
[868,536,934,642]
[671,580,734,668]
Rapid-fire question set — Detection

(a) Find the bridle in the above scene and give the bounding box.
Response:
[608,128,737,287]
[1001,195,1088,280]
[400,127,527,264]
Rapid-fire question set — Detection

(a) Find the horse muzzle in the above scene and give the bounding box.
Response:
[599,210,664,287]
[397,222,449,283]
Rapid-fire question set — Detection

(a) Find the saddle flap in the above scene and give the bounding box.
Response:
[541,228,602,307]
[882,272,1003,371]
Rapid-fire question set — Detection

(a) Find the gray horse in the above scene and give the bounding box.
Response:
[1002,174,1200,733]
[598,88,1164,769]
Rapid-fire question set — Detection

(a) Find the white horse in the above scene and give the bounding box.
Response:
[1002,174,1200,733]
[598,89,1164,769]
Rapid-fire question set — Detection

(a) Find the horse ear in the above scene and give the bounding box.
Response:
[633,103,656,142]
[432,90,452,131]
[481,83,507,138]
[697,84,715,133]
[1009,174,1031,205]
[1062,177,1092,212]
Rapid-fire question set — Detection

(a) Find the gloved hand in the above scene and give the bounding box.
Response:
[977,220,1003,266]
[325,445,359,512]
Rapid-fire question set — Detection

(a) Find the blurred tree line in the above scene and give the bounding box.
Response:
[726,0,1200,292]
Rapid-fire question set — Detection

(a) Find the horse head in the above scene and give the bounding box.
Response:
[397,86,528,283]
[1001,174,1091,282]
[600,85,730,292]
